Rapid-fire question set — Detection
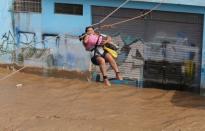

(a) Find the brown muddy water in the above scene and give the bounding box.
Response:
[0,67,205,131]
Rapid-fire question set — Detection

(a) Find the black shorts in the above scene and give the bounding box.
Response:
[91,52,108,65]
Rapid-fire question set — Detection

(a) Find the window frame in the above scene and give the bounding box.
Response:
[54,3,83,16]
[13,0,42,13]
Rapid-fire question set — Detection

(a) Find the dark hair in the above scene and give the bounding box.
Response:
[79,33,86,41]
[85,26,94,33]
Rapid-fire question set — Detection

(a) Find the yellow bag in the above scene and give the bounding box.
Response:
[104,46,118,58]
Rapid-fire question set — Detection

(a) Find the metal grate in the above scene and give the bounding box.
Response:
[13,0,41,13]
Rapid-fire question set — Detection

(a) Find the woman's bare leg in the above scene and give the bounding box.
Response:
[96,57,111,86]
[105,53,123,80]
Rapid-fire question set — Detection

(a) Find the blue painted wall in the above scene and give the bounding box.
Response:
[0,0,14,63]
[42,0,91,35]
[0,0,13,36]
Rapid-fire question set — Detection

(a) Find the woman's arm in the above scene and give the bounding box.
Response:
[102,35,112,44]
[83,34,89,47]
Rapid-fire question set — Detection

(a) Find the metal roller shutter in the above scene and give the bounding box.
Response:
[92,6,203,93]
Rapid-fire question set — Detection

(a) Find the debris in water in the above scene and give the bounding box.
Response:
[16,84,23,88]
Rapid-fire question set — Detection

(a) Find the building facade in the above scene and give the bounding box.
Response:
[0,0,205,94]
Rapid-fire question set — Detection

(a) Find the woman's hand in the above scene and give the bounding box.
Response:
[102,36,112,44]
[83,34,89,44]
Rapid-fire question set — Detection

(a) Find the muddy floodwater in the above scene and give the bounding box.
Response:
[0,68,205,131]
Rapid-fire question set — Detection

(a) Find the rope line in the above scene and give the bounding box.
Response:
[99,0,164,29]
[91,0,130,27]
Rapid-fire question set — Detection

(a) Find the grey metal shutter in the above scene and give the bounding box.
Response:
[92,6,203,93]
